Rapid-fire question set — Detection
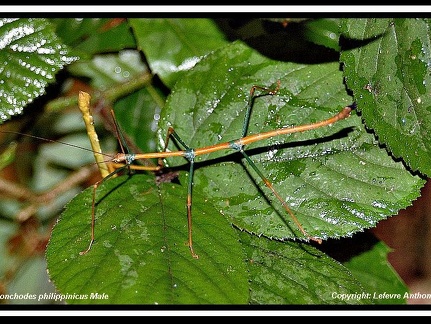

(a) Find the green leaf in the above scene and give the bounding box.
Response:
[51,18,136,58]
[54,18,136,59]
[45,172,373,305]
[159,40,425,243]
[129,18,229,88]
[340,18,388,39]
[45,174,249,304]
[303,18,341,51]
[51,18,109,47]
[341,18,431,177]
[344,241,408,304]
[0,18,78,123]
[68,49,147,89]
[113,87,166,154]
[240,231,373,304]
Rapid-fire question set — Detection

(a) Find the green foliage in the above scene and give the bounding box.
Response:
[46,174,249,304]
[0,18,77,121]
[129,18,230,88]
[341,18,431,175]
[0,17,426,305]
[344,242,407,304]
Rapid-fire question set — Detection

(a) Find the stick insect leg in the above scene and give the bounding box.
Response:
[159,126,199,259]
[79,165,129,255]
[235,80,322,244]
[241,80,280,138]
[240,149,322,244]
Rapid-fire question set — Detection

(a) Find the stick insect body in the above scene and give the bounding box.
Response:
[79,81,354,259]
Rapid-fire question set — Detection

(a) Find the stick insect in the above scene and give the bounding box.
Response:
[78,80,355,259]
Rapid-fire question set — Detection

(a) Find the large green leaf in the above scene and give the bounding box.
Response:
[46,174,249,304]
[340,18,431,177]
[241,231,372,305]
[0,18,77,123]
[159,40,425,243]
[129,18,229,88]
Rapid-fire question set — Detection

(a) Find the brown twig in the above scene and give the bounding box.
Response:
[0,164,99,222]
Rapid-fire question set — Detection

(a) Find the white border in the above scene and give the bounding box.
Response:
[1,5,431,13]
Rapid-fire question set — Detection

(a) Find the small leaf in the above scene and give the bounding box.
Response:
[344,241,408,304]
[0,18,78,123]
[341,18,431,177]
[303,18,341,51]
[51,18,110,48]
[52,18,136,58]
[45,174,249,304]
